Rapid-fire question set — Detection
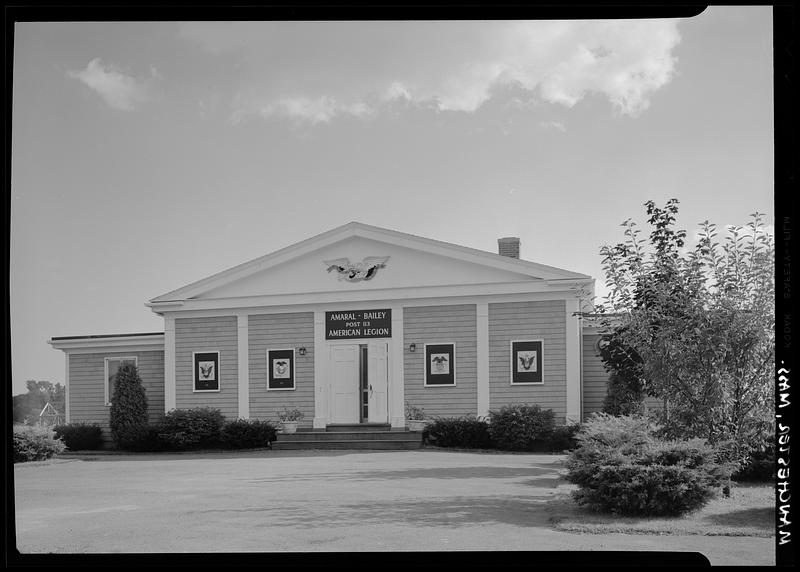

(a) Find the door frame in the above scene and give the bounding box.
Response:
[326,338,391,424]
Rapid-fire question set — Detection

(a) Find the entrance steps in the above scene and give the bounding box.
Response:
[272,424,423,450]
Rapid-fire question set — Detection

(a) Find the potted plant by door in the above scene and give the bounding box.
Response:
[405,401,427,432]
[278,407,304,434]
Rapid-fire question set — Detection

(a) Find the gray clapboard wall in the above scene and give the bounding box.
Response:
[403,304,478,418]
[488,300,567,420]
[68,350,164,442]
[582,332,608,419]
[248,312,315,428]
[175,316,238,420]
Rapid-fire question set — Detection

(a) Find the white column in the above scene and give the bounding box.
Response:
[237,314,250,419]
[476,302,489,419]
[389,306,405,428]
[64,354,70,423]
[313,310,327,429]
[164,316,176,413]
[565,298,581,424]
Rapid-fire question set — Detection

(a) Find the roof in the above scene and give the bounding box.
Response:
[148,221,593,305]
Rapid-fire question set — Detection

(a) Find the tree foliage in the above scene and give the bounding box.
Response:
[13,380,65,425]
[592,199,774,470]
[109,364,149,450]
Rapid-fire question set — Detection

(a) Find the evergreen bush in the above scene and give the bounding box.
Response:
[422,416,494,448]
[220,418,277,449]
[565,414,724,516]
[487,404,555,451]
[159,407,225,450]
[53,422,103,450]
[109,364,149,450]
[13,424,65,462]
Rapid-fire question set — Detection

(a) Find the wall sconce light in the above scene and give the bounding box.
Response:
[298,347,307,356]
[409,343,416,353]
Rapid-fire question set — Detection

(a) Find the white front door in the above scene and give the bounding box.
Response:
[330,344,360,423]
[367,341,389,423]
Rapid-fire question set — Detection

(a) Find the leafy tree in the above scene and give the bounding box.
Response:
[591,199,774,471]
[109,364,149,450]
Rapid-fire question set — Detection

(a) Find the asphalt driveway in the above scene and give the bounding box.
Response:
[13,449,774,564]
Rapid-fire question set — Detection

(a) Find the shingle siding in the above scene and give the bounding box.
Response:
[582,333,608,419]
[403,304,477,418]
[175,316,238,420]
[488,300,567,420]
[248,312,315,428]
[68,350,164,444]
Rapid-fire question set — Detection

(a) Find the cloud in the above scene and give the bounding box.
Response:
[67,58,157,111]
[178,20,681,124]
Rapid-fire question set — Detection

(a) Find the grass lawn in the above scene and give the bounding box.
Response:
[546,481,775,537]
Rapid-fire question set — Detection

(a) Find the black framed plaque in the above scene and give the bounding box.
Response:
[268,349,295,390]
[194,351,220,391]
[511,340,543,384]
[425,343,455,386]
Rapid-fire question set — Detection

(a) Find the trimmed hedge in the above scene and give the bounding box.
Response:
[487,404,555,451]
[14,425,65,462]
[53,423,104,450]
[158,407,225,450]
[220,419,277,449]
[422,416,494,449]
[565,413,724,516]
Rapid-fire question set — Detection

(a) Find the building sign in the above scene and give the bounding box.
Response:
[325,309,392,339]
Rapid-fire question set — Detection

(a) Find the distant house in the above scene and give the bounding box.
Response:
[38,402,64,427]
[49,222,613,437]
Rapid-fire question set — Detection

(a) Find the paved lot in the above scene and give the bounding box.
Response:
[14,449,775,564]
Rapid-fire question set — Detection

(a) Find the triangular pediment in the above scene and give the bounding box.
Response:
[148,222,591,305]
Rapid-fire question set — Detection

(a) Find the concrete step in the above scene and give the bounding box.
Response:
[324,423,392,433]
[277,431,419,442]
[272,439,422,451]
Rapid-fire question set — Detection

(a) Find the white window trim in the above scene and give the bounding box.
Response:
[193,350,221,393]
[423,342,457,387]
[104,356,138,406]
[509,339,545,385]
[266,348,296,391]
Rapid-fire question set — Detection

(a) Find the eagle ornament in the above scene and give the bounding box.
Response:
[323,256,390,282]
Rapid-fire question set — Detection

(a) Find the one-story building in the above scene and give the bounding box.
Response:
[49,222,612,436]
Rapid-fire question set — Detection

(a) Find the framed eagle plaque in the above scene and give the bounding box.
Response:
[424,343,455,386]
[268,348,295,390]
[193,351,220,391]
[511,340,543,384]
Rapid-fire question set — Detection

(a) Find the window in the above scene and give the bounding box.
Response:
[424,343,456,386]
[104,357,138,406]
[193,351,220,392]
[267,348,295,391]
[510,340,543,384]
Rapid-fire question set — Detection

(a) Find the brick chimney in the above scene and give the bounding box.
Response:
[498,237,520,259]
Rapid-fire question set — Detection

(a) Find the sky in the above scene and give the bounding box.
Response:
[10,7,775,395]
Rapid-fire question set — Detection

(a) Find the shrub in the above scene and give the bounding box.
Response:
[220,419,277,449]
[109,364,149,450]
[546,423,582,452]
[422,416,494,449]
[53,422,103,450]
[565,414,724,516]
[13,425,65,462]
[487,404,555,451]
[159,407,225,450]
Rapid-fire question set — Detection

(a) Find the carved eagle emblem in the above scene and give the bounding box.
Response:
[323,256,390,282]
[519,355,536,371]
[200,364,215,379]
